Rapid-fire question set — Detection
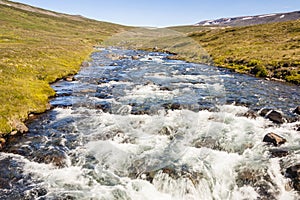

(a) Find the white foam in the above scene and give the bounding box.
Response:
[16,105,298,199]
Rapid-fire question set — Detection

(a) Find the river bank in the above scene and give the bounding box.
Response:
[0,1,128,136]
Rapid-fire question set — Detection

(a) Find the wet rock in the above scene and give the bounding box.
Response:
[293,106,300,115]
[140,166,202,186]
[266,110,285,124]
[286,164,300,191]
[237,169,258,186]
[64,76,75,82]
[131,55,139,60]
[25,187,48,199]
[160,86,172,91]
[194,137,221,150]
[162,103,182,110]
[263,132,286,146]
[269,149,289,158]
[0,138,5,149]
[158,126,173,136]
[236,168,275,199]
[106,54,126,61]
[35,149,67,168]
[94,101,111,112]
[109,62,118,66]
[241,110,258,119]
[259,108,272,117]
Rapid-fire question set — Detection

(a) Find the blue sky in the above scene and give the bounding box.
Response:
[13,0,300,27]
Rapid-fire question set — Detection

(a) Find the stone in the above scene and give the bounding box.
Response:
[0,138,5,149]
[64,76,75,82]
[293,106,300,115]
[109,62,118,66]
[158,126,173,136]
[10,119,28,134]
[263,132,286,146]
[266,110,285,124]
[131,55,139,60]
[259,108,272,117]
[10,130,18,135]
[269,149,289,157]
[194,137,220,150]
[286,164,300,191]
[160,86,172,91]
[36,150,67,168]
[242,110,258,119]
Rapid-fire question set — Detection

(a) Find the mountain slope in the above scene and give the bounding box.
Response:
[196,11,300,27]
[0,0,129,135]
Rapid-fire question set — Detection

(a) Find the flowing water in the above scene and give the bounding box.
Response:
[0,48,300,200]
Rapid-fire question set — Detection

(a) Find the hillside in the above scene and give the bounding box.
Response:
[185,20,300,83]
[196,10,300,27]
[0,0,129,135]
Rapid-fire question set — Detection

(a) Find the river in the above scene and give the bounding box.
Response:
[0,48,299,199]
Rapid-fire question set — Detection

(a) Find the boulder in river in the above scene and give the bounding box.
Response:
[260,109,285,124]
[263,132,286,146]
[259,108,272,117]
[266,110,285,124]
[286,164,300,191]
[293,106,300,115]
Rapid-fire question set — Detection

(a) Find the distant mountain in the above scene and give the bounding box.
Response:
[195,11,300,27]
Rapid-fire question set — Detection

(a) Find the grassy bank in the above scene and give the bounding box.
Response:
[180,21,300,84]
[0,1,128,135]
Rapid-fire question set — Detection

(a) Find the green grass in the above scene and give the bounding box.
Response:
[0,1,129,135]
[183,21,300,84]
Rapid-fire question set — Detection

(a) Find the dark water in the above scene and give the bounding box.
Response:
[0,48,299,200]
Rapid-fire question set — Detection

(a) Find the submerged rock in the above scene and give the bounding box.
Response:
[35,149,67,168]
[148,166,202,186]
[286,164,300,191]
[269,148,289,158]
[263,132,286,146]
[293,106,300,115]
[241,110,258,119]
[194,137,221,150]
